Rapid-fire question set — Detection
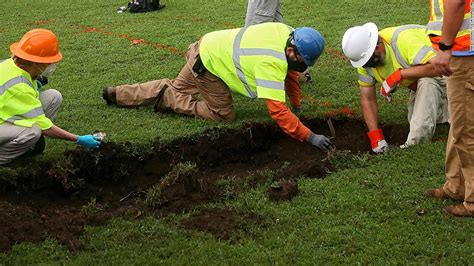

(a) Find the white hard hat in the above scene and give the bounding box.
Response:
[341,22,379,67]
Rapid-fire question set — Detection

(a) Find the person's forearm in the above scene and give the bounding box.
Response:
[441,0,466,45]
[360,86,379,131]
[265,99,311,141]
[400,63,439,79]
[43,125,78,142]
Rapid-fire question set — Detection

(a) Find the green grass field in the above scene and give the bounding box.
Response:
[1,0,473,264]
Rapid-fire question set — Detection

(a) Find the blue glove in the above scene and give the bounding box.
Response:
[75,135,101,149]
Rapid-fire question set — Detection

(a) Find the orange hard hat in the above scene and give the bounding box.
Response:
[10,29,62,64]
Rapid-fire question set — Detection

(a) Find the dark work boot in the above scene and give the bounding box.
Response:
[102,86,117,105]
[28,135,45,155]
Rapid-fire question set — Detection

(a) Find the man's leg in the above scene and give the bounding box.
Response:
[443,126,465,200]
[158,42,234,121]
[245,0,281,27]
[40,89,63,119]
[404,77,446,147]
[115,79,173,107]
[445,56,474,213]
[0,123,42,165]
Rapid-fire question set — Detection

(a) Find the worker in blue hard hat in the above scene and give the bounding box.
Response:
[103,22,334,152]
[245,0,313,84]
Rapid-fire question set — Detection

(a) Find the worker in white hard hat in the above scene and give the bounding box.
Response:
[341,23,449,153]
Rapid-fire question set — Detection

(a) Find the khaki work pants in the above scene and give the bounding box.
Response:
[0,89,62,165]
[115,42,235,121]
[442,56,474,212]
[405,77,449,146]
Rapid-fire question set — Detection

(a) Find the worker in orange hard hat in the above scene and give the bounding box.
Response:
[0,29,102,165]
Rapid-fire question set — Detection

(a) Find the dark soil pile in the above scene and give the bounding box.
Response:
[0,119,411,251]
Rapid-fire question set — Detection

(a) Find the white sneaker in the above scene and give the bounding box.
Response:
[400,142,412,149]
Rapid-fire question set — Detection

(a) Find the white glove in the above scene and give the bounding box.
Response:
[372,139,389,153]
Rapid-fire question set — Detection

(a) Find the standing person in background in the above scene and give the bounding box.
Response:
[0,29,101,165]
[245,0,283,27]
[245,0,312,115]
[425,0,474,218]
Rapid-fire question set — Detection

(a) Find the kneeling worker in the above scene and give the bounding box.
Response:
[0,29,101,165]
[103,22,334,152]
[342,23,449,153]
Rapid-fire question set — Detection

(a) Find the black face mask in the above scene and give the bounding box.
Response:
[363,49,384,68]
[287,57,308,72]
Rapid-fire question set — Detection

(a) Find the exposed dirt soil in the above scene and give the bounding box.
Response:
[0,119,411,251]
[268,180,299,202]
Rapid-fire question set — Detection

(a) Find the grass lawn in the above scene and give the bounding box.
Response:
[1,0,473,264]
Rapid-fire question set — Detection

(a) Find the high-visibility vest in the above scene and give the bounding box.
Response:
[427,0,472,52]
[358,25,436,88]
[199,22,292,102]
[0,58,53,130]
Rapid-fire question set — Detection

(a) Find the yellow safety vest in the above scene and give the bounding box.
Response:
[200,22,292,102]
[357,25,436,88]
[0,58,53,130]
[427,0,472,52]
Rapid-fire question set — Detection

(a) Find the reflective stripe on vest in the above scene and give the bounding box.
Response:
[6,106,44,124]
[233,27,287,98]
[366,68,375,79]
[427,0,472,50]
[0,76,34,96]
[427,19,471,32]
[359,73,375,84]
[391,25,426,68]
[256,79,285,91]
[413,46,433,65]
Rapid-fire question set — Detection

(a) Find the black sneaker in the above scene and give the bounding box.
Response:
[102,86,117,105]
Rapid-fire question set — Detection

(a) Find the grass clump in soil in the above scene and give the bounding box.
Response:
[146,162,198,209]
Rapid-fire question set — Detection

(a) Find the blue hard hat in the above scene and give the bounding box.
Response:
[293,27,325,67]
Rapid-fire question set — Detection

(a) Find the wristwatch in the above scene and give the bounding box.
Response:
[438,42,454,51]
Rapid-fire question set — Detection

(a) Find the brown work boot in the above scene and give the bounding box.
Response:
[425,187,452,199]
[443,204,474,218]
[102,86,117,105]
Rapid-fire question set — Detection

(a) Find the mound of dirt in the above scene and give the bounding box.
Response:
[268,180,299,202]
[0,118,412,251]
[181,208,262,241]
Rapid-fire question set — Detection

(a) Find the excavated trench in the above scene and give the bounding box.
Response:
[0,118,410,251]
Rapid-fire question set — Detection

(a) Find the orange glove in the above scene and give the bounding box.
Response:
[367,128,389,153]
[380,69,401,102]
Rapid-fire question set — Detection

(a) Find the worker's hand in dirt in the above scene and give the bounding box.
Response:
[367,128,389,153]
[372,139,389,153]
[306,133,335,152]
[380,69,401,103]
[291,105,302,115]
[75,135,101,149]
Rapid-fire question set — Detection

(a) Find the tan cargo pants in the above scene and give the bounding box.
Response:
[442,56,474,212]
[0,89,62,165]
[115,42,235,121]
[405,76,449,146]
